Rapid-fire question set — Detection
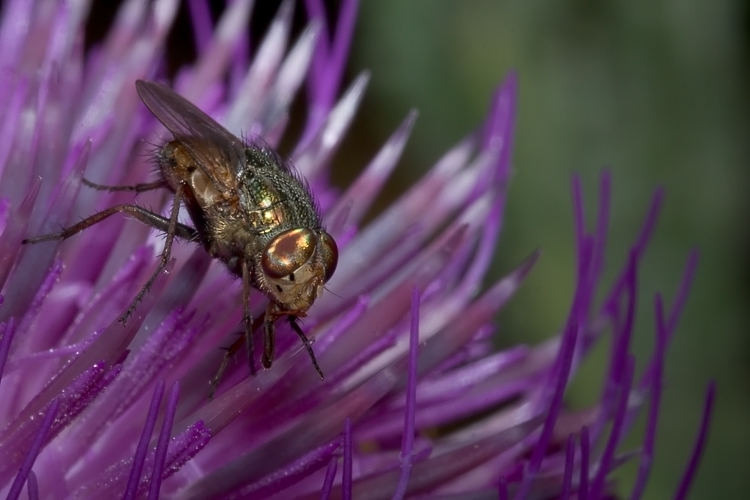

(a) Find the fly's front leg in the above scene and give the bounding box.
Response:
[289,317,324,379]
[260,310,325,378]
[262,308,276,370]
[241,258,257,376]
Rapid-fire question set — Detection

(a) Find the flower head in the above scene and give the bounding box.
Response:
[0,0,713,499]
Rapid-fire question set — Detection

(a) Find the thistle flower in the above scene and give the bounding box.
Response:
[0,0,714,499]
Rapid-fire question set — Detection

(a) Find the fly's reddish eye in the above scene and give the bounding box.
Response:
[318,231,338,282]
[262,229,317,279]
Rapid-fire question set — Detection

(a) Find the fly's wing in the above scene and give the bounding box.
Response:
[136,80,245,193]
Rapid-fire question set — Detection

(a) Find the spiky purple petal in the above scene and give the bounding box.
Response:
[628,295,668,500]
[0,1,711,498]
[392,287,420,500]
[320,457,338,500]
[343,417,353,500]
[560,434,576,500]
[125,379,166,500]
[580,426,590,500]
[26,470,38,500]
[6,398,59,500]
[673,382,715,500]
[148,381,179,499]
[0,319,16,386]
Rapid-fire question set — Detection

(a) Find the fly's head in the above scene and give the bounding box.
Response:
[260,227,338,316]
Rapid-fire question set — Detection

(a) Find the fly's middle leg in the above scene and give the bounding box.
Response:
[119,185,187,324]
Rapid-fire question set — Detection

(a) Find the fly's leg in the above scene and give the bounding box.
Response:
[260,309,324,378]
[82,178,168,192]
[209,312,265,400]
[289,317,324,379]
[208,334,244,400]
[262,310,276,370]
[23,187,198,324]
[118,184,186,324]
[241,259,256,376]
[207,311,324,399]
[22,203,196,244]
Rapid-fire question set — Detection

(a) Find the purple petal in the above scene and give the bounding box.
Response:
[187,0,213,53]
[588,355,635,498]
[0,319,16,387]
[560,434,576,500]
[673,382,716,500]
[320,456,338,500]
[343,417,353,500]
[391,287,420,500]
[148,381,179,499]
[629,295,668,500]
[124,379,165,500]
[26,470,38,500]
[580,426,590,500]
[6,398,59,500]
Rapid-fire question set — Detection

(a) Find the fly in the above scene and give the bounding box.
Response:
[23,80,338,396]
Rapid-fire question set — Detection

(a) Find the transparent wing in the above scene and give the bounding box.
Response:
[136,80,246,192]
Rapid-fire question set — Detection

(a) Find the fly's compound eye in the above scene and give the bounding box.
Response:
[262,228,317,279]
[318,231,338,282]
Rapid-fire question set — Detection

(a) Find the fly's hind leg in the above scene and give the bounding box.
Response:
[82,178,168,193]
[22,203,196,245]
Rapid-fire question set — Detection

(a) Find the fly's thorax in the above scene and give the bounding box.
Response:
[237,147,321,237]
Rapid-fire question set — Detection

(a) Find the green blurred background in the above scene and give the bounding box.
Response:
[88,0,749,497]
[342,1,749,499]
